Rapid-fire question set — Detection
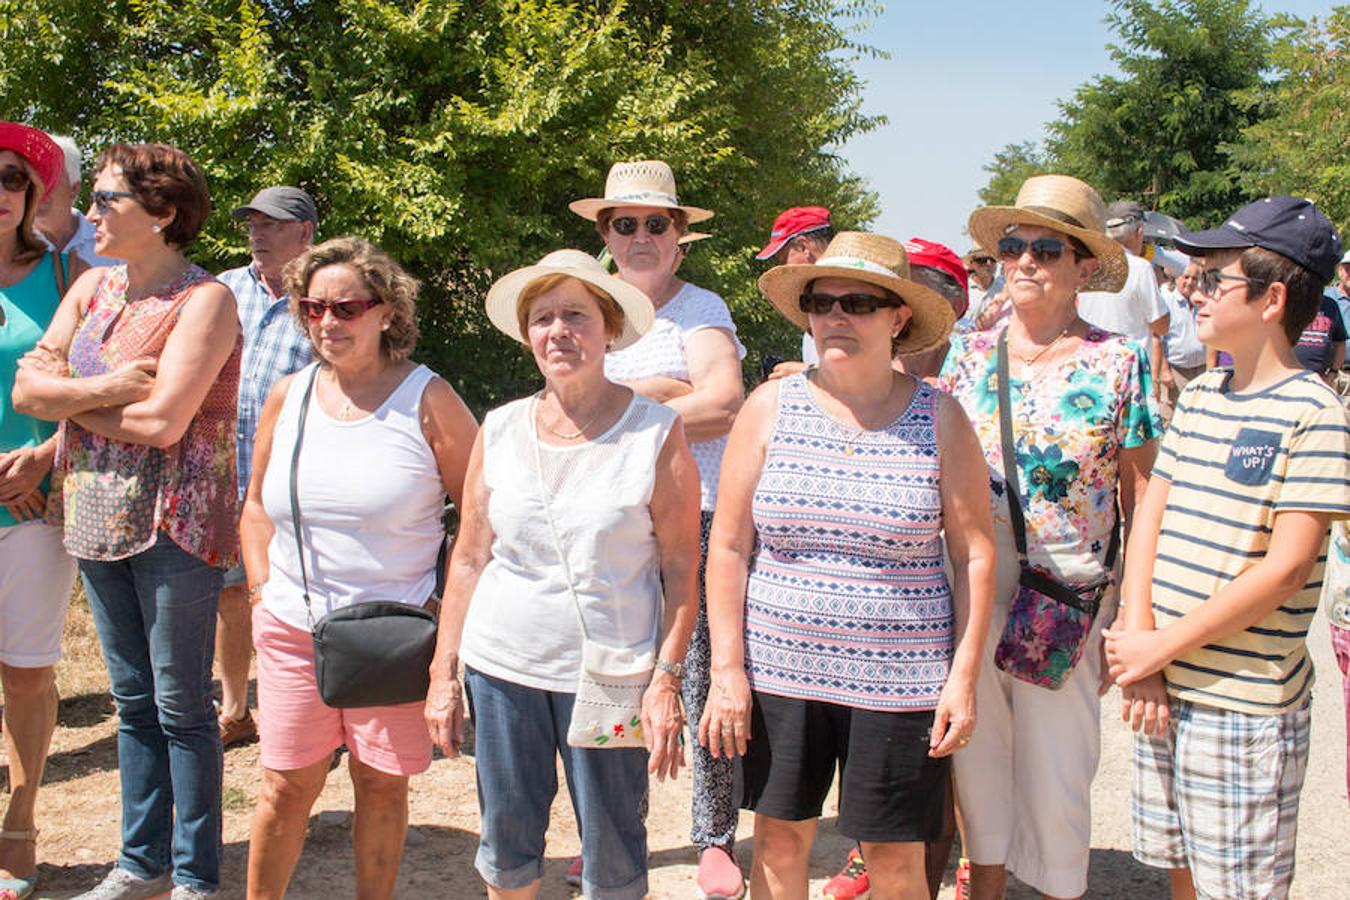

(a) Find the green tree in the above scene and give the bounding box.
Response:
[978,141,1053,207]
[0,0,882,412]
[1229,7,1350,241]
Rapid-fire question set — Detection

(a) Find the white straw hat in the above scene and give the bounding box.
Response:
[569,160,714,223]
[485,249,655,350]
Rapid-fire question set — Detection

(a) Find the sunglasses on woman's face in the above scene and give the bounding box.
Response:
[0,166,31,194]
[298,297,383,321]
[609,214,673,237]
[798,292,900,316]
[997,235,1069,265]
[91,189,138,214]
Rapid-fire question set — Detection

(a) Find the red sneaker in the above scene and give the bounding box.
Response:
[697,846,745,899]
[822,847,869,900]
[954,856,971,900]
[565,855,582,888]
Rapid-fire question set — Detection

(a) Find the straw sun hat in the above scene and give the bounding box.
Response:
[758,231,956,355]
[485,249,655,350]
[967,174,1128,292]
[569,160,714,224]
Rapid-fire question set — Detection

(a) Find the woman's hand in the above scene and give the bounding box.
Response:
[698,666,752,759]
[3,487,46,522]
[424,669,466,758]
[1120,672,1170,736]
[0,447,50,503]
[929,670,976,758]
[641,674,686,781]
[98,359,158,407]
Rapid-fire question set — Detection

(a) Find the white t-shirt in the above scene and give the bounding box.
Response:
[1077,252,1168,352]
[260,364,446,631]
[604,281,745,510]
[1159,285,1205,369]
[459,394,677,692]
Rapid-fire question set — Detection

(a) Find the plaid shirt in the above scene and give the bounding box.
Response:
[220,263,313,500]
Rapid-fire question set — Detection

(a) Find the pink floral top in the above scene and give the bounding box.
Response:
[49,265,241,566]
[937,326,1161,583]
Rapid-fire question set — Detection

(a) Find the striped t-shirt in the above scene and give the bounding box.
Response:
[1151,369,1350,715]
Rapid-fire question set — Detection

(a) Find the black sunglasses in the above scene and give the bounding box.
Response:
[997,235,1074,264]
[1196,268,1265,297]
[970,255,995,265]
[610,214,673,237]
[798,292,900,316]
[0,166,31,194]
[91,189,138,214]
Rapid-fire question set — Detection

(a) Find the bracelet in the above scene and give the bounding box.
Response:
[246,584,265,604]
[654,658,686,680]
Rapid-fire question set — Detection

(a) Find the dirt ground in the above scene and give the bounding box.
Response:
[7,593,1346,899]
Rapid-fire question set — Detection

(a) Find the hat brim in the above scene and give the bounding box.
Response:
[485,263,654,351]
[1171,224,1257,258]
[568,197,714,224]
[754,224,833,261]
[757,264,956,356]
[967,207,1128,292]
[230,202,309,222]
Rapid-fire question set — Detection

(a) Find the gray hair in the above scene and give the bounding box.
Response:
[47,134,82,187]
[910,264,967,307]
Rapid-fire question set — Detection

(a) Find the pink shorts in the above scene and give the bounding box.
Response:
[252,603,432,776]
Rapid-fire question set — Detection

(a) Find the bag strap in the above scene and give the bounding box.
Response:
[52,252,68,297]
[288,366,320,629]
[996,329,1119,574]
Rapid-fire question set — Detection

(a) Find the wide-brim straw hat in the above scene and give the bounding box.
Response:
[678,231,711,246]
[967,174,1128,292]
[758,231,956,355]
[485,249,655,351]
[569,160,714,223]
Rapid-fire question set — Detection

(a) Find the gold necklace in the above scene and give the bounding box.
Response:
[537,393,602,440]
[1017,327,1070,366]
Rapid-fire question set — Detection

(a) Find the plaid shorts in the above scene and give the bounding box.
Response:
[1131,696,1311,900]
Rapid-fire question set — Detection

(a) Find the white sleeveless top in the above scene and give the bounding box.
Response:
[260,363,446,631]
[459,392,677,692]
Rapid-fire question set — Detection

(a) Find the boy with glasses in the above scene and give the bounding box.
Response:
[1103,196,1350,900]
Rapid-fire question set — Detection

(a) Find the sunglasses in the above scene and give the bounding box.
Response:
[0,166,31,194]
[609,214,673,237]
[997,235,1076,265]
[298,297,383,321]
[969,256,995,265]
[91,189,138,214]
[798,292,900,316]
[1196,268,1265,298]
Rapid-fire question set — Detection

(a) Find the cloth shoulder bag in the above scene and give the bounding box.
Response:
[993,329,1118,690]
[288,367,440,708]
[530,399,657,749]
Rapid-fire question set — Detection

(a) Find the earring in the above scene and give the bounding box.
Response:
[151,223,162,234]
[380,322,390,332]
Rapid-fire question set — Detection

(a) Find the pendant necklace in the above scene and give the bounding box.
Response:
[1018,327,1070,367]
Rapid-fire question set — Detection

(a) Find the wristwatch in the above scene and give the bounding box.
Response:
[654,659,686,680]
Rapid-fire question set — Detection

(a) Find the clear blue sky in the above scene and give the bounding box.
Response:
[841,0,1339,254]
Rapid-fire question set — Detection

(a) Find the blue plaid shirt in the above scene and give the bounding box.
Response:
[220,263,313,500]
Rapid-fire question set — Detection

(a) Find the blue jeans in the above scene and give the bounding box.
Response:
[80,533,224,892]
[465,667,649,900]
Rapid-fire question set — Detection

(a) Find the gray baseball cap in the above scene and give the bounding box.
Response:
[1105,199,1144,228]
[232,186,317,224]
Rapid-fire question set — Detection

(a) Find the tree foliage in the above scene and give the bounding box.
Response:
[978,141,1052,208]
[0,0,883,412]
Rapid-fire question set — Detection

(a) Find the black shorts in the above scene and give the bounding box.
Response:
[736,690,950,844]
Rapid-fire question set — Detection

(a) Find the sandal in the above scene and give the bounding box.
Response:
[0,830,37,900]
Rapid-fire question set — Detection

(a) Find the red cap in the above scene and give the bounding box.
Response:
[756,206,832,260]
[904,237,969,317]
[0,122,63,203]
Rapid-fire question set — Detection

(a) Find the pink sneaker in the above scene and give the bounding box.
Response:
[822,847,869,900]
[954,856,971,900]
[697,846,745,899]
[565,855,583,888]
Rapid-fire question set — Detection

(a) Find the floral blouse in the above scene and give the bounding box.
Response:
[49,265,241,566]
[937,326,1161,582]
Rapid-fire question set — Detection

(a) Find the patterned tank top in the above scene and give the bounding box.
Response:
[745,372,953,712]
[50,264,241,565]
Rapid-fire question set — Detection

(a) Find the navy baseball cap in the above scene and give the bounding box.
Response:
[1173,195,1343,283]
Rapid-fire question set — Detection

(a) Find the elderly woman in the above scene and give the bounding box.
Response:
[570,160,747,897]
[937,175,1161,900]
[240,237,476,900]
[702,232,996,900]
[0,122,83,900]
[425,249,701,900]
[12,143,239,900]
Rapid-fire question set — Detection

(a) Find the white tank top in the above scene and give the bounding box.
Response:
[260,363,445,631]
[459,392,677,692]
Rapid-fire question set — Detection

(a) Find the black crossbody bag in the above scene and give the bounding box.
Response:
[287,367,439,708]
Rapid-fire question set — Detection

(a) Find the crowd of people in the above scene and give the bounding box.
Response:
[0,119,1347,900]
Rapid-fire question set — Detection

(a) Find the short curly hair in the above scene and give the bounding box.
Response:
[93,143,210,249]
[282,236,420,362]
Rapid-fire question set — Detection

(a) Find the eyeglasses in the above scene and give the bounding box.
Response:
[0,166,31,194]
[798,292,900,316]
[969,256,995,265]
[298,297,383,321]
[997,235,1071,265]
[91,190,138,214]
[609,214,673,237]
[1196,268,1265,298]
